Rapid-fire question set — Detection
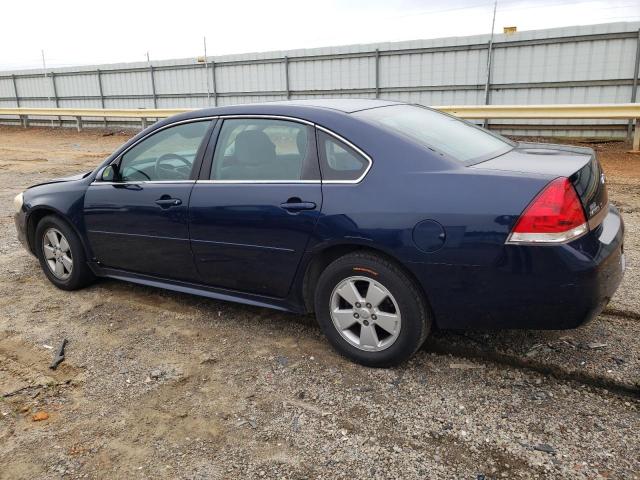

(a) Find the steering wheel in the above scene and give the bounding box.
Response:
[154,153,191,180]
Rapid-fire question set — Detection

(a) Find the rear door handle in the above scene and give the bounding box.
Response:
[155,197,182,207]
[280,201,317,211]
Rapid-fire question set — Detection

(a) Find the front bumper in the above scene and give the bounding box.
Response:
[424,205,625,330]
[15,209,31,253]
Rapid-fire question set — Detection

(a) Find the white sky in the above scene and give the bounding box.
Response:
[1,0,638,71]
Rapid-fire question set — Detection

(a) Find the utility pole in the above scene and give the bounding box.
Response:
[204,37,211,105]
[146,51,157,110]
[483,0,497,128]
[41,50,54,127]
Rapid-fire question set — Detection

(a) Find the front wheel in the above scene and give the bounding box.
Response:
[35,215,95,291]
[314,252,431,367]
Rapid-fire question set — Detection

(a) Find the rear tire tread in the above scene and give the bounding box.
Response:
[314,251,431,367]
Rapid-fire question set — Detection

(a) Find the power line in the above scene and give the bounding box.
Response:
[385,0,640,26]
[389,1,496,19]
[394,0,636,19]
[495,0,639,14]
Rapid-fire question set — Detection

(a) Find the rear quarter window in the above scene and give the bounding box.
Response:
[317,131,370,182]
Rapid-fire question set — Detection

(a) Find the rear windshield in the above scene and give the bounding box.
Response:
[354,104,514,164]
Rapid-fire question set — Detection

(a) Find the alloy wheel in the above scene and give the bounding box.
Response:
[329,276,401,352]
[42,228,73,280]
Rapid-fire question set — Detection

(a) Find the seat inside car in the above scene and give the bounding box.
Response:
[219,128,306,180]
[220,130,277,180]
[295,129,307,159]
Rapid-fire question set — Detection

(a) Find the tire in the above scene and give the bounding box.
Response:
[314,251,431,367]
[34,215,95,291]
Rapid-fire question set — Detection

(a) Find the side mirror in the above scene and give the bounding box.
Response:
[100,165,117,182]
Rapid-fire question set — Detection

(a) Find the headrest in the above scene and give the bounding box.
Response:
[296,129,308,156]
[235,130,275,165]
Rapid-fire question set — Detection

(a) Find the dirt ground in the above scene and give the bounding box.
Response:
[0,125,639,479]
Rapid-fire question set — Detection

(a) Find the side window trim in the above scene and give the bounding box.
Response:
[92,117,217,185]
[194,115,372,185]
[196,119,223,182]
[315,126,373,184]
[89,113,372,185]
[201,116,321,184]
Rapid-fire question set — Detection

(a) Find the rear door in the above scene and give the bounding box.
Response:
[84,119,215,281]
[189,117,322,297]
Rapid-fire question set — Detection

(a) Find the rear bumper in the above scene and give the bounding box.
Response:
[423,205,625,330]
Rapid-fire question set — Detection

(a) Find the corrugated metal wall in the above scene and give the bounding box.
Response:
[1,22,638,137]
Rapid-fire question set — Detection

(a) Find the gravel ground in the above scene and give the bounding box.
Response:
[0,126,638,479]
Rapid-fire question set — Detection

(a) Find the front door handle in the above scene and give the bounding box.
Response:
[280,200,317,211]
[155,197,182,208]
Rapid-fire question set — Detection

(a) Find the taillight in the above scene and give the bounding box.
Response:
[506,177,588,244]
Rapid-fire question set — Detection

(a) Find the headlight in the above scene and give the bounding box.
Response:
[13,192,23,213]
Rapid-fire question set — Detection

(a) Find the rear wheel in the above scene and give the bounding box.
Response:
[35,215,95,290]
[314,252,431,367]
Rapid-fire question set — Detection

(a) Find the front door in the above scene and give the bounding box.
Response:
[189,117,322,297]
[84,119,214,281]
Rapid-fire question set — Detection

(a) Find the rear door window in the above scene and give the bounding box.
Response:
[211,119,319,181]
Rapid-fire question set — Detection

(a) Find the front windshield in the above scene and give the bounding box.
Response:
[354,104,514,164]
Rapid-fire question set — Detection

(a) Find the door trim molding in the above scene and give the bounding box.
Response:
[191,237,295,252]
[195,179,321,184]
[90,180,196,185]
[87,229,189,242]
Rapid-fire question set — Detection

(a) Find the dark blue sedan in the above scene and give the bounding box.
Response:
[14,99,625,366]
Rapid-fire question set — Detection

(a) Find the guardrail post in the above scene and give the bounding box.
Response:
[20,115,28,128]
[97,69,107,128]
[633,119,640,151]
[141,117,148,129]
[628,29,640,142]
[149,65,158,108]
[75,116,82,132]
[11,74,20,107]
[211,61,218,107]
[375,49,380,99]
[284,56,291,99]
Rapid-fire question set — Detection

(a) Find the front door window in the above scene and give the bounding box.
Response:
[118,121,212,181]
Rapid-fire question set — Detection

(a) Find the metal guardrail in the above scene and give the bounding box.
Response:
[0,107,189,118]
[1,104,639,150]
[439,103,640,119]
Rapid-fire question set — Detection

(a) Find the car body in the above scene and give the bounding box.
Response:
[14,99,625,366]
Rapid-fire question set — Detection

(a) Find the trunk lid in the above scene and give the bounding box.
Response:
[471,142,608,225]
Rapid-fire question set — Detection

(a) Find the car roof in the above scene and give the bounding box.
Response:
[108,98,458,172]
[170,98,405,125]
[256,98,403,113]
